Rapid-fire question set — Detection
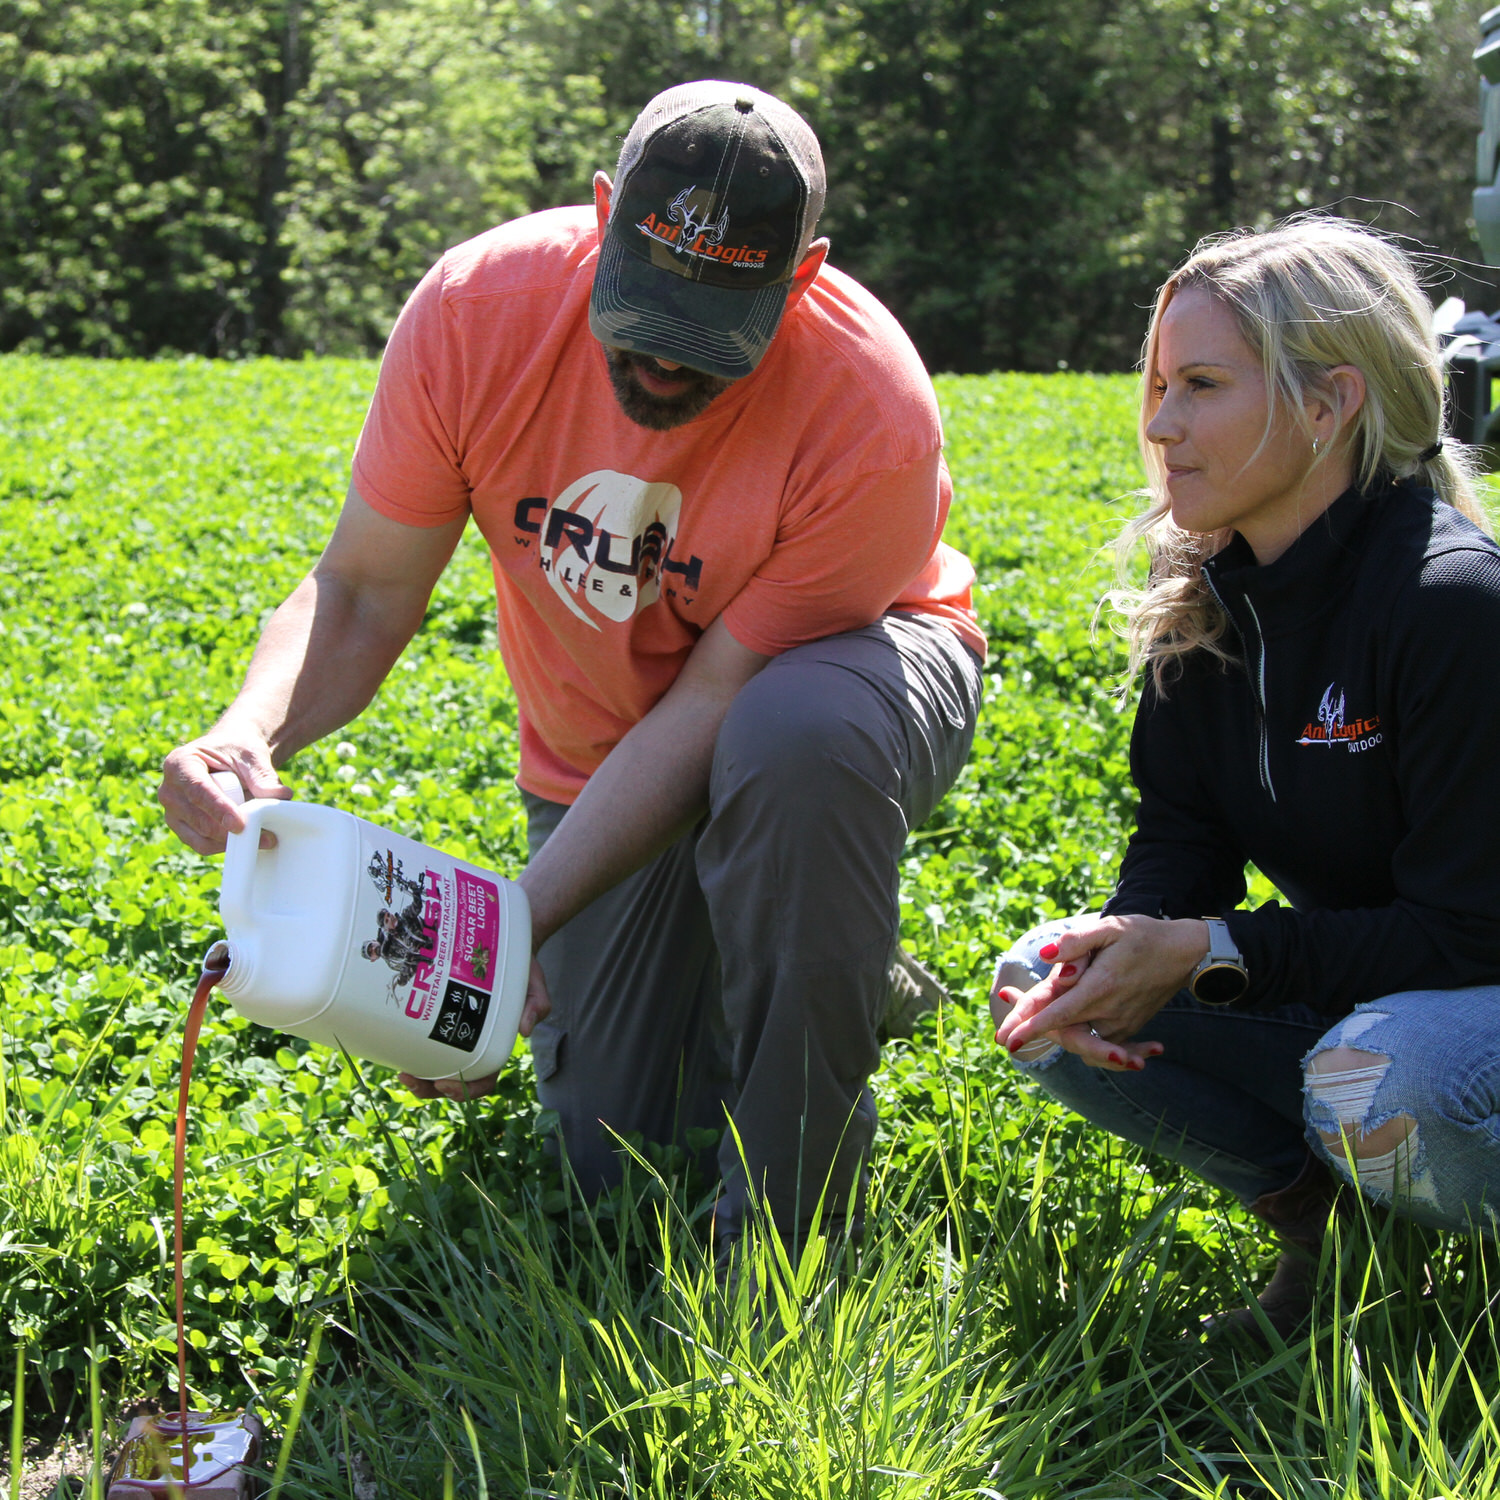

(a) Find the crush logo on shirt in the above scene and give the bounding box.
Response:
[1295,682,1383,753]
[512,471,705,628]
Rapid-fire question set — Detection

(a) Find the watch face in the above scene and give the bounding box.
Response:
[1192,961,1249,1006]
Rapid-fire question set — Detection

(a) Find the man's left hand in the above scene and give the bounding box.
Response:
[399,956,551,1101]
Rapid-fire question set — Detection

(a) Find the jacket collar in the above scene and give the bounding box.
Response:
[1201,480,1398,635]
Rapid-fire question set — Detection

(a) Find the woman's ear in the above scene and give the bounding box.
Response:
[1310,364,1367,445]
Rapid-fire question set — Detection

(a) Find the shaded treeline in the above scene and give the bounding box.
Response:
[1,0,1492,372]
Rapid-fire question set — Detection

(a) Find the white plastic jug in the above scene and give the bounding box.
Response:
[213,783,530,1081]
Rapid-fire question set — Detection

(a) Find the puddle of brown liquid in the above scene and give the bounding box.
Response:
[109,1410,259,1493]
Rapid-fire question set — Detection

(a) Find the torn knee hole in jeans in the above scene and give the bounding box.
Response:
[1305,1044,1418,1197]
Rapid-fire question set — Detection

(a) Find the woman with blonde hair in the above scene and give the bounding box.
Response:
[992,216,1500,1338]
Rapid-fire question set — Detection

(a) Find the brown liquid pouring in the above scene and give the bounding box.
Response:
[174,949,230,1484]
[107,947,261,1495]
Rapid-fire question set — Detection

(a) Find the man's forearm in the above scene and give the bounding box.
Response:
[518,617,769,948]
[221,569,423,762]
[518,694,721,948]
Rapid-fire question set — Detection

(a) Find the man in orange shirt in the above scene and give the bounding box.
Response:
[160,81,985,1250]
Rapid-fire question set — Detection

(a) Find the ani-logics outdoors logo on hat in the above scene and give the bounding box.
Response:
[634,187,766,269]
[589,80,827,382]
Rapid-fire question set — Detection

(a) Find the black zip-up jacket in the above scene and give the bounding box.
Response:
[1103,479,1500,1015]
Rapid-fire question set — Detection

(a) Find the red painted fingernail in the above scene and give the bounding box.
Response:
[1039,942,1059,961]
[1109,1051,1125,1065]
[1060,963,1078,977]
[1129,1058,1145,1071]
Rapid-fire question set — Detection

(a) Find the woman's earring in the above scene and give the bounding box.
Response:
[1311,436,1323,458]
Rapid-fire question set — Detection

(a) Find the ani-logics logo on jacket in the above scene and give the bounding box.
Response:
[1295,683,1383,753]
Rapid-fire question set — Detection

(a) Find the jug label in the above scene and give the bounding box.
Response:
[452,869,500,987]
[358,840,503,1049]
[429,980,491,1052]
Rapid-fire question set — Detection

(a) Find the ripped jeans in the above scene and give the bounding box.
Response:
[996,918,1500,1234]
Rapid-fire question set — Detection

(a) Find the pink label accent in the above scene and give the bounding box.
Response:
[452,869,500,991]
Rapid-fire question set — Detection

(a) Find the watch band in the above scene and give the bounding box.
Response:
[1188,917,1249,1005]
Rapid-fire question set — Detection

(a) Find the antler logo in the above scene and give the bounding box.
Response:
[667,186,729,252]
[1296,681,1381,751]
[1316,683,1346,737]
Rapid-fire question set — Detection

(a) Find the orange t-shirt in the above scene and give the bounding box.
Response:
[352,206,985,804]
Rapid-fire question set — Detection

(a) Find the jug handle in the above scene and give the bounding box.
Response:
[220,813,262,928]
[213,773,260,928]
[211,770,247,807]
[218,791,287,928]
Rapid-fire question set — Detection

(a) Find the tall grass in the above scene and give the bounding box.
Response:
[253,1089,1500,1500]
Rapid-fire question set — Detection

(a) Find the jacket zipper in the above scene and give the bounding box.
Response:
[1205,572,1277,801]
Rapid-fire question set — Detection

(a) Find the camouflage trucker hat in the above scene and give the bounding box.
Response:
[589,81,826,381]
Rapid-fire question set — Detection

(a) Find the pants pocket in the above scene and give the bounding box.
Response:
[529,1020,566,1083]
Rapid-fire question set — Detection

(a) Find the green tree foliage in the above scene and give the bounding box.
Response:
[811,0,1489,372]
[0,0,609,356]
[806,0,1124,374]
[0,0,1488,365]
[276,0,608,354]
[531,0,812,130]
[0,0,288,354]
[1085,0,1491,352]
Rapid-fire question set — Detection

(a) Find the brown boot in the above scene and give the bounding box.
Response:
[879,948,949,1040]
[1203,1153,1342,1343]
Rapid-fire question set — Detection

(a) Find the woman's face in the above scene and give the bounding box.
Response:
[1145,286,1336,562]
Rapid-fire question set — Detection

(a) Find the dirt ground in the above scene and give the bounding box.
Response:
[16,1433,90,1499]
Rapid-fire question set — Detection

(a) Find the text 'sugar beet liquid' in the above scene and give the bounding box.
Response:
[216,800,530,1080]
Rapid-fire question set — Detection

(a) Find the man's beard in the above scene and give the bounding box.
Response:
[605,346,733,430]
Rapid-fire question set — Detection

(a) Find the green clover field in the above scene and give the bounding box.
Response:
[3,355,1499,1498]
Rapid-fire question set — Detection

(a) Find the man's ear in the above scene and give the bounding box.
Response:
[594,171,613,243]
[783,237,829,316]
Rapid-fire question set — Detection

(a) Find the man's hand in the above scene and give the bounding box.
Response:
[399,956,552,1101]
[994,915,1208,1068]
[159,734,291,854]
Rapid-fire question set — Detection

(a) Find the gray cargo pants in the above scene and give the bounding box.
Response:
[524,611,983,1239]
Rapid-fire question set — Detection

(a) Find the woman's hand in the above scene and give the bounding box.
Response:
[994,915,1209,1068]
[990,948,1160,1072]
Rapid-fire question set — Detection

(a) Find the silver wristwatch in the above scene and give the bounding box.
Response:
[1188,917,1249,1005]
